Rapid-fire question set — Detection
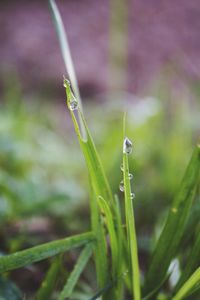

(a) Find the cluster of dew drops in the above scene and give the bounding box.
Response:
[119,137,135,200]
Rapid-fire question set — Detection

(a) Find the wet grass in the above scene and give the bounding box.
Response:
[0,1,200,299]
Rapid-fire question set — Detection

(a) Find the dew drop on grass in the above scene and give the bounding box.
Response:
[63,77,70,88]
[120,163,124,171]
[119,180,124,192]
[63,76,79,111]
[68,99,78,111]
[130,193,135,200]
[123,137,133,154]
[128,173,133,180]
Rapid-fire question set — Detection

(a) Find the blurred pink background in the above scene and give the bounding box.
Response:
[1,0,200,97]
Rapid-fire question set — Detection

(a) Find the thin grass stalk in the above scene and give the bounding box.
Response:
[123,114,141,300]
[172,267,200,300]
[0,232,94,273]
[49,0,85,139]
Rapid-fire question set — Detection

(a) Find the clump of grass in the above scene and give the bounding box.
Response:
[0,1,199,299]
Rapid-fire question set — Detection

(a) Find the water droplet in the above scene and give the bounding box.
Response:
[119,180,124,192]
[123,137,133,154]
[63,76,70,88]
[130,193,135,200]
[120,163,124,172]
[69,98,78,111]
[128,173,133,180]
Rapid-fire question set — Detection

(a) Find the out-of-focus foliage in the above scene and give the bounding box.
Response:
[0,77,86,227]
[1,76,199,232]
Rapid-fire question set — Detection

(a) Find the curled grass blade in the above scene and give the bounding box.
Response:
[123,114,141,300]
[114,195,124,274]
[144,145,200,294]
[98,196,118,278]
[36,255,62,300]
[172,267,200,300]
[0,232,94,273]
[58,244,93,300]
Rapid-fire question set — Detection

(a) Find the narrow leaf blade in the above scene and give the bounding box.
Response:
[123,115,141,300]
[0,232,94,273]
[172,267,200,300]
[144,145,200,294]
[36,255,62,300]
[58,244,93,300]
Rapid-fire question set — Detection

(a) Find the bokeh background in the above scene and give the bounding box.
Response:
[0,0,200,298]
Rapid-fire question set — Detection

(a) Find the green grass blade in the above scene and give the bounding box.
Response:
[49,0,86,139]
[172,267,200,300]
[98,196,118,278]
[114,195,124,274]
[0,232,94,273]
[58,244,93,300]
[113,195,124,298]
[36,255,62,300]
[144,145,200,295]
[49,0,82,110]
[123,115,141,300]
[64,79,114,291]
[174,229,200,293]
[64,79,113,203]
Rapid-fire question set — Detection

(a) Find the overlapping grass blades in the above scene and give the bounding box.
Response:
[50,0,117,295]
[172,266,200,300]
[63,79,114,295]
[98,196,118,278]
[36,255,62,300]
[144,145,200,295]
[122,115,141,300]
[174,227,200,293]
[58,244,93,300]
[0,232,94,273]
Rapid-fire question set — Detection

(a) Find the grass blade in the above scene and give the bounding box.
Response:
[36,255,62,300]
[58,244,93,300]
[144,145,200,295]
[49,0,82,110]
[64,79,113,203]
[49,0,86,140]
[174,226,200,292]
[64,79,114,292]
[0,232,94,273]
[98,196,118,278]
[172,267,200,300]
[123,114,141,300]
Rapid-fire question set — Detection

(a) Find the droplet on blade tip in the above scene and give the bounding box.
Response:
[123,137,133,154]
[63,76,70,88]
